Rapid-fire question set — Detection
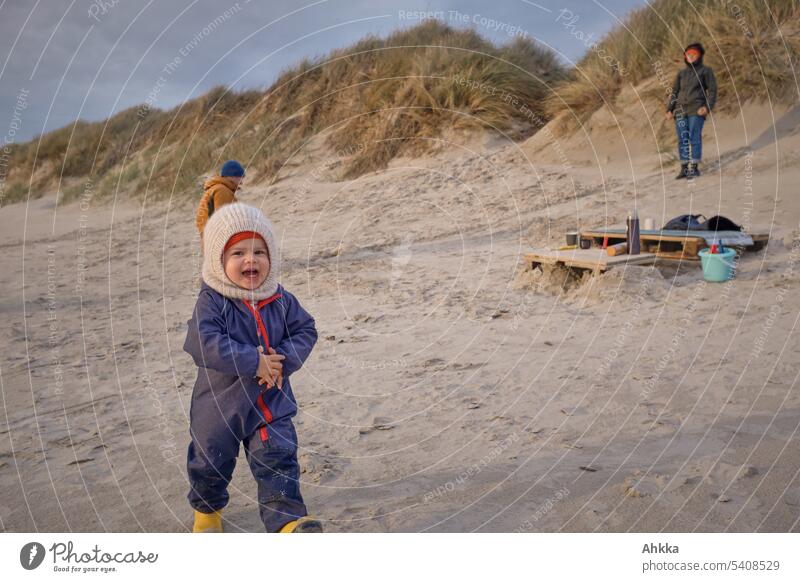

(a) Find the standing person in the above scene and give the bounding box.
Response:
[195,160,246,241]
[184,203,322,533]
[665,43,717,179]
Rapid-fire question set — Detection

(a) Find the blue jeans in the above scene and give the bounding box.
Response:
[675,115,705,163]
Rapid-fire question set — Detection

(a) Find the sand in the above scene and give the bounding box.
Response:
[1,101,799,532]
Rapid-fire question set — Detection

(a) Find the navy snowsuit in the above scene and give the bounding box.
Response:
[183,281,318,532]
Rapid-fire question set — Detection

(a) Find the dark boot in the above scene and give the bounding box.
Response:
[675,163,688,180]
[687,163,700,178]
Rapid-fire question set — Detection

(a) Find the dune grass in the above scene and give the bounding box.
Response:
[2,20,565,204]
[546,0,800,121]
[7,5,796,206]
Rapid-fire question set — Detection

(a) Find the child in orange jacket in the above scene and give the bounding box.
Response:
[195,160,245,239]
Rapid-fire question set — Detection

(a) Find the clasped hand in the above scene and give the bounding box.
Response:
[256,346,285,389]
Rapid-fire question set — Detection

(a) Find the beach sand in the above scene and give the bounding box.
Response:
[1,102,799,532]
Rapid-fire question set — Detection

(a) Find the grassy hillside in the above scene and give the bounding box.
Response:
[546,0,800,121]
[2,21,565,204]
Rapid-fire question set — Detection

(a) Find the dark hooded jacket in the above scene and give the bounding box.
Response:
[666,43,717,118]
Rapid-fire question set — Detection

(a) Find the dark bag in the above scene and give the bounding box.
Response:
[705,215,742,232]
[662,214,706,231]
[662,213,743,232]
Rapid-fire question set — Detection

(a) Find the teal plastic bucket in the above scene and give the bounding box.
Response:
[699,248,737,282]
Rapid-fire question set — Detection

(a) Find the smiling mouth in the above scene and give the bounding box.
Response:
[242,268,260,280]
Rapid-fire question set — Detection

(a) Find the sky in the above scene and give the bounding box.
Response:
[0,0,647,143]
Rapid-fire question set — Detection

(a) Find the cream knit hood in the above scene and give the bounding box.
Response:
[201,203,280,301]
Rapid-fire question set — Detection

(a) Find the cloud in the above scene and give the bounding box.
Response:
[0,0,644,143]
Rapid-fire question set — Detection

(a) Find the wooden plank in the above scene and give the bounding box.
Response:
[750,233,770,251]
[579,229,724,260]
[525,248,656,273]
[651,249,701,261]
[580,228,770,260]
[581,228,768,247]
[581,229,708,245]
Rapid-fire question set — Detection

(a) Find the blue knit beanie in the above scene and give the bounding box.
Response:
[220,160,245,178]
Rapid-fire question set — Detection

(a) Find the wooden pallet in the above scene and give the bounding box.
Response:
[525,248,657,274]
[579,229,769,261]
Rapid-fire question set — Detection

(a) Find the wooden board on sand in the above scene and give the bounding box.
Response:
[524,248,657,274]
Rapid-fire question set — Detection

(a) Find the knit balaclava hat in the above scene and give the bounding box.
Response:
[202,203,280,301]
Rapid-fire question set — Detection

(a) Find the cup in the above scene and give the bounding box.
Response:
[643,218,655,231]
[566,231,578,246]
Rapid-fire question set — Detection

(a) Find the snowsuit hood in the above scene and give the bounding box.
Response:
[203,176,239,191]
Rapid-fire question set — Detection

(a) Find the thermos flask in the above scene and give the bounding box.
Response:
[627,212,641,255]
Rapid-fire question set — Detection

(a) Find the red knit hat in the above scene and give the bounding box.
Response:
[224,231,265,253]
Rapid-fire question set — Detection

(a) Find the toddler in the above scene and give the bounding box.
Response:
[184,203,321,533]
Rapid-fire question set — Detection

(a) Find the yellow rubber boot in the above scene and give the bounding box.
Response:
[279,516,323,533]
[193,510,223,533]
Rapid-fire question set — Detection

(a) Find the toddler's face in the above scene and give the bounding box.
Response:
[223,237,270,290]
[685,50,700,64]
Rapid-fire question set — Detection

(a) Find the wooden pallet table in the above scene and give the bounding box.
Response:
[525,248,657,275]
[579,229,769,261]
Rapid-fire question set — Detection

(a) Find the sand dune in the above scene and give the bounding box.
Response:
[1,100,799,532]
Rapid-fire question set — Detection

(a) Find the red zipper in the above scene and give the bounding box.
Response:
[243,293,282,351]
[243,293,282,442]
[256,393,273,441]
